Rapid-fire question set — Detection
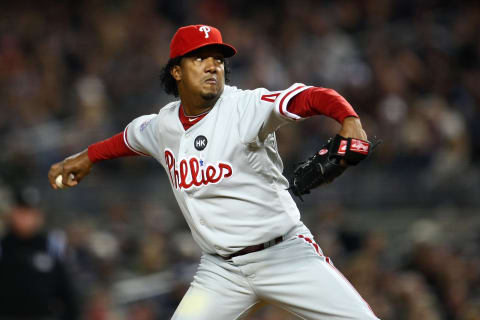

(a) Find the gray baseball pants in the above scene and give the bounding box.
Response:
[172,224,379,320]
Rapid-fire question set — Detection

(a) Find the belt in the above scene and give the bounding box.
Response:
[223,236,284,260]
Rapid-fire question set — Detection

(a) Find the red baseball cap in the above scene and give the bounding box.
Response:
[169,25,237,59]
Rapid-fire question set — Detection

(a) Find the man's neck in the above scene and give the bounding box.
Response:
[179,90,223,116]
[181,101,215,116]
[180,97,218,116]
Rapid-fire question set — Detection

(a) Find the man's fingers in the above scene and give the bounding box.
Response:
[73,170,88,183]
[62,171,77,187]
[361,129,368,141]
[67,173,78,186]
[56,173,77,189]
[61,161,74,188]
[48,163,63,189]
[50,150,92,190]
[61,170,69,187]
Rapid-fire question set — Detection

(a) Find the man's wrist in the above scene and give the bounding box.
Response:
[84,148,96,164]
[339,117,367,140]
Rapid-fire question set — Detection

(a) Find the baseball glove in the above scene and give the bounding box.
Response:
[288,135,381,200]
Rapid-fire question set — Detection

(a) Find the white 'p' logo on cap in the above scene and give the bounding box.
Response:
[199,26,211,38]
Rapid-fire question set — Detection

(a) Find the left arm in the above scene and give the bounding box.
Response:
[286,86,367,141]
[286,87,377,198]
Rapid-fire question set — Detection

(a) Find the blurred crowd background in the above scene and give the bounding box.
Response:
[1,0,480,319]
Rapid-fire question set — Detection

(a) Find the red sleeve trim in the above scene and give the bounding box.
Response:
[123,126,151,156]
[278,85,306,118]
[273,84,312,120]
[87,131,140,163]
[286,87,358,123]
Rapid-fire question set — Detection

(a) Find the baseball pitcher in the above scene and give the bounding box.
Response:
[48,25,379,319]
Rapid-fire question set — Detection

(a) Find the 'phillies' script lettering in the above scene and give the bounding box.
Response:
[164,149,233,190]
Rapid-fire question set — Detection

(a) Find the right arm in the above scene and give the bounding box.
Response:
[48,113,160,189]
[47,132,139,189]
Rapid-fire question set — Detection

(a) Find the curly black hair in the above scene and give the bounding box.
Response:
[160,57,231,97]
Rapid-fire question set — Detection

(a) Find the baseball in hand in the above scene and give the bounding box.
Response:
[55,174,75,189]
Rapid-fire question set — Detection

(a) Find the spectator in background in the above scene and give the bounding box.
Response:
[0,192,79,320]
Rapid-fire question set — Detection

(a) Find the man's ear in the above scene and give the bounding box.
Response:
[171,65,182,81]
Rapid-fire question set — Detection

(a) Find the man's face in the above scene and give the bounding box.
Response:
[172,46,225,102]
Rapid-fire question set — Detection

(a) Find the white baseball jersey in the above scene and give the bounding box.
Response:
[124,83,379,319]
[124,83,312,257]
